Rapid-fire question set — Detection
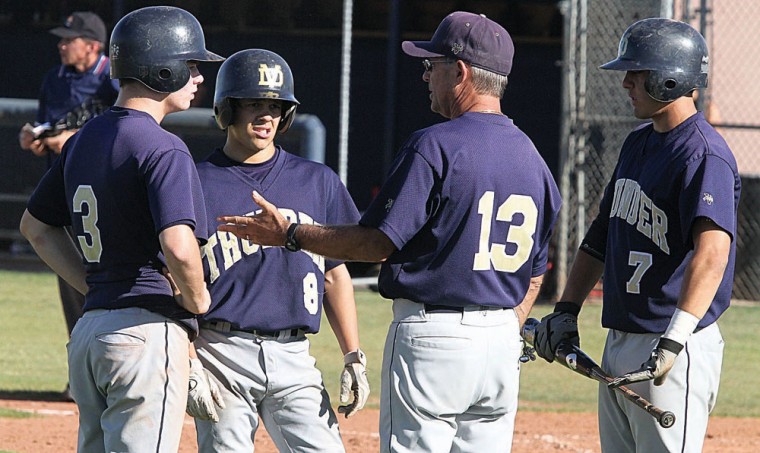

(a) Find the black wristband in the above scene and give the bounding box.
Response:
[657,337,684,355]
[554,301,581,316]
[284,223,301,252]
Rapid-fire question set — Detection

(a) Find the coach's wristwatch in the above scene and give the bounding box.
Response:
[285,223,301,252]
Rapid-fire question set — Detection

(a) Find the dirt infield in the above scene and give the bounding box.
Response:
[1,399,758,452]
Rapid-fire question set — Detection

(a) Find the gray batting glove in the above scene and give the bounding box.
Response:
[187,358,226,422]
[534,302,581,363]
[608,338,683,388]
[338,349,369,418]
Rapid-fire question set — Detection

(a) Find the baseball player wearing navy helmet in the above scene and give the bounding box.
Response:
[216,12,561,452]
[533,18,739,452]
[191,48,368,452]
[20,6,223,451]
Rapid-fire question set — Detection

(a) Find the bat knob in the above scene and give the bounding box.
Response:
[519,346,536,363]
[659,411,676,428]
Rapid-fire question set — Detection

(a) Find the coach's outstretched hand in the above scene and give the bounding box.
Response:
[187,358,226,422]
[338,349,370,418]
[217,191,289,246]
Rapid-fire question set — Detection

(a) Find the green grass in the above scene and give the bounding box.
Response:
[0,407,34,419]
[2,268,759,417]
[0,270,69,392]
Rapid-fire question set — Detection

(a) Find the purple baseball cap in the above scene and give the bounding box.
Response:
[50,11,107,44]
[402,11,514,76]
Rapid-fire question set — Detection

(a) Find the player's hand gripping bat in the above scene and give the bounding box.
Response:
[521,318,676,429]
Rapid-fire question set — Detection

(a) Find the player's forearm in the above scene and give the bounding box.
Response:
[19,210,88,294]
[323,265,360,354]
[514,274,544,326]
[559,248,605,307]
[677,226,731,319]
[298,224,396,263]
[159,225,210,314]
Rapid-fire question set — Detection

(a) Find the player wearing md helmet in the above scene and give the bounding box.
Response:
[600,17,709,102]
[213,49,300,132]
[110,5,225,93]
[192,48,367,452]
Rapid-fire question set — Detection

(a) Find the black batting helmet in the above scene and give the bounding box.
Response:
[600,18,708,102]
[213,49,300,133]
[109,6,224,93]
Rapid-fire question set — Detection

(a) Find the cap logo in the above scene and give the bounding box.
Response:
[258,64,284,89]
[620,33,630,56]
[65,15,74,28]
[451,43,464,55]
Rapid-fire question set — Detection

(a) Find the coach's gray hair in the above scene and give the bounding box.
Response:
[470,66,508,98]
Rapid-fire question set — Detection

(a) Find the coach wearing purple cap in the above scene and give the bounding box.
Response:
[217,11,561,452]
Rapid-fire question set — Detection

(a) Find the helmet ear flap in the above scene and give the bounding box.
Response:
[278,103,297,134]
[645,71,701,102]
[214,97,233,129]
[146,59,190,93]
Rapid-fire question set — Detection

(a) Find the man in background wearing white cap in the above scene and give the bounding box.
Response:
[216,11,562,452]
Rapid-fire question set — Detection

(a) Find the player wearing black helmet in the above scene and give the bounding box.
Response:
[192,48,368,452]
[20,6,223,451]
[534,18,738,453]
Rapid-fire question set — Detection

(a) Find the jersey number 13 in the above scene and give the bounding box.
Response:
[473,191,538,273]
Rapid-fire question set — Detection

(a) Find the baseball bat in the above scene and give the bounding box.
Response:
[522,318,675,429]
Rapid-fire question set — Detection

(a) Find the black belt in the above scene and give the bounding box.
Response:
[424,304,465,313]
[252,328,301,338]
[202,321,301,338]
[423,303,508,313]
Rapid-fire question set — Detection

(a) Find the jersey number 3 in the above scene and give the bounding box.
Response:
[73,185,103,263]
[473,192,538,272]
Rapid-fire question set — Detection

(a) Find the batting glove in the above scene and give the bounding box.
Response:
[338,349,369,418]
[608,338,684,387]
[534,302,581,363]
[186,358,226,422]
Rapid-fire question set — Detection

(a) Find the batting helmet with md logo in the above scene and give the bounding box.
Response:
[213,49,300,133]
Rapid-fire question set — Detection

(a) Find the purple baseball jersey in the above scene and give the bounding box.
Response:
[360,112,561,308]
[584,112,740,333]
[26,107,208,318]
[197,147,360,333]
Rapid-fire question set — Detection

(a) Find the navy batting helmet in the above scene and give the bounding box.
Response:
[110,6,224,93]
[600,18,708,102]
[213,49,300,133]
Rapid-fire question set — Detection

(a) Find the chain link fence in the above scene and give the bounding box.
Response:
[556,0,760,301]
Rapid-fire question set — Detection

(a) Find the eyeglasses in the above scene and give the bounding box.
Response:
[422,58,454,72]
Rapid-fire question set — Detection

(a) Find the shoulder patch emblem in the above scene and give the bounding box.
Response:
[702,192,714,205]
[384,198,394,212]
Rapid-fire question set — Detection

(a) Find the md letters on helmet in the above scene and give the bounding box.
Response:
[259,63,284,94]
